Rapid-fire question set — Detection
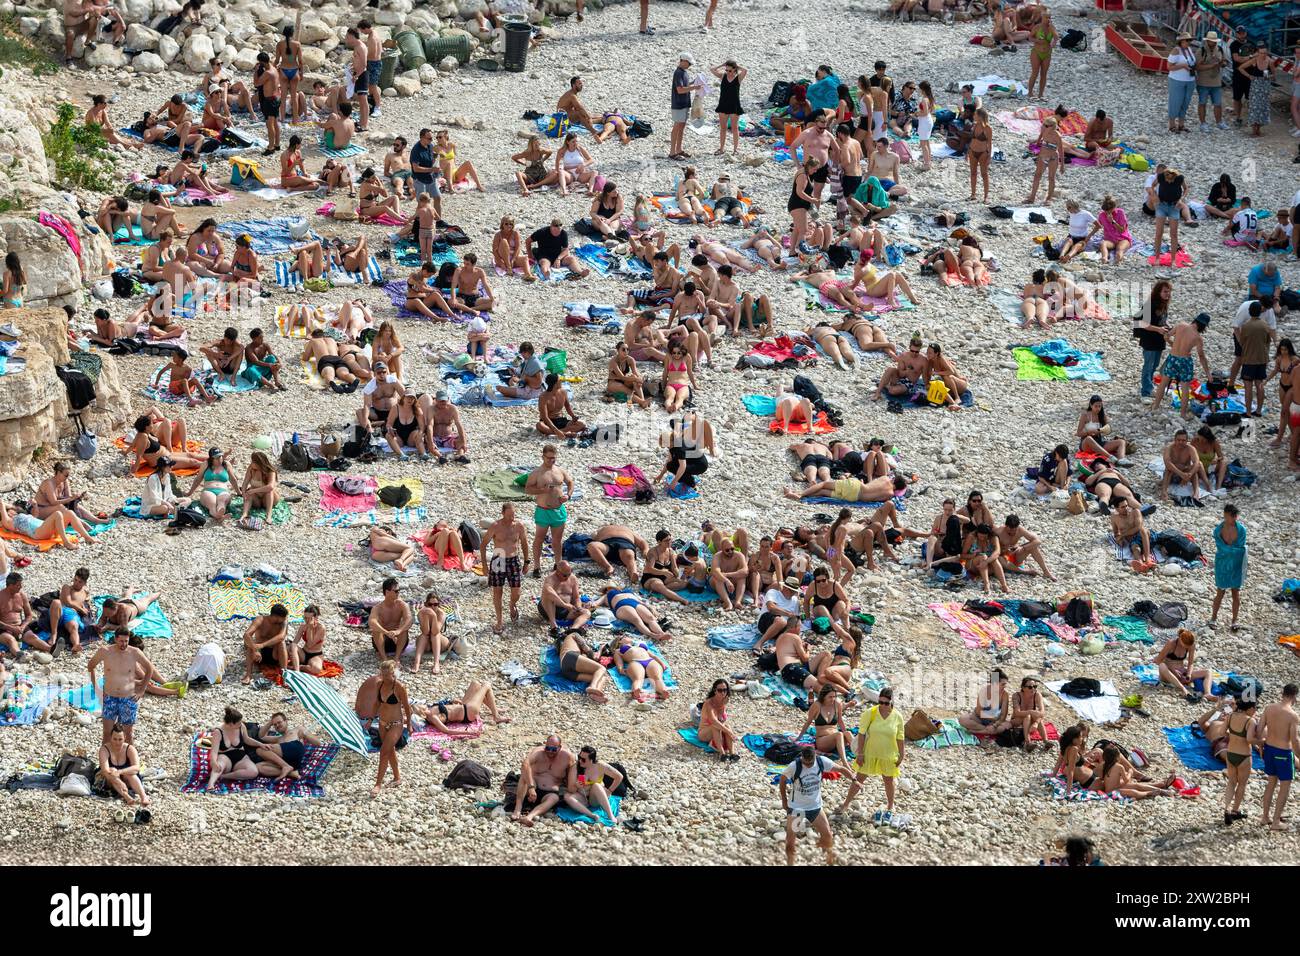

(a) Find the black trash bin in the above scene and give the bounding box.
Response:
[503,17,530,72]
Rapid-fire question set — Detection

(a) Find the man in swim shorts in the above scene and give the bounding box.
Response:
[525,444,574,577]
[481,503,529,634]
[1259,683,1300,831]
[368,578,412,661]
[87,628,155,746]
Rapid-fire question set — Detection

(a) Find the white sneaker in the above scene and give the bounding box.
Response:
[1217,122,1231,131]
[1199,122,1209,133]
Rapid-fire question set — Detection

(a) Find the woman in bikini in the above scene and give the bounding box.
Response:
[330,234,371,274]
[1025,115,1063,204]
[638,530,690,604]
[370,660,412,797]
[1055,724,1103,794]
[1100,745,1174,799]
[806,322,856,370]
[288,605,327,676]
[1028,14,1057,99]
[228,234,260,294]
[1221,697,1257,824]
[925,343,969,407]
[661,342,696,413]
[274,24,304,124]
[1155,629,1214,702]
[609,638,672,703]
[371,321,405,379]
[555,132,597,197]
[961,523,1007,594]
[1011,676,1048,752]
[185,220,231,278]
[835,313,894,355]
[184,447,235,524]
[417,679,511,733]
[792,266,867,316]
[1266,339,1298,449]
[384,394,428,460]
[129,413,202,475]
[423,522,467,572]
[434,129,484,192]
[810,620,860,695]
[697,679,740,761]
[677,166,710,225]
[512,135,560,196]
[798,686,855,771]
[593,586,673,641]
[139,190,183,240]
[1191,426,1229,490]
[492,216,533,278]
[967,108,992,202]
[279,135,322,192]
[1077,395,1130,463]
[409,593,449,674]
[803,566,849,626]
[368,526,417,572]
[202,706,264,790]
[357,168,403,220]
[238,451,280,525]
[138,231,177,284]
[1021,268,1051,328]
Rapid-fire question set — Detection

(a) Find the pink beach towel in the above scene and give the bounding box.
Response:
[927,601,1018,650]
[318,474,377,512]
[591,464,652,499]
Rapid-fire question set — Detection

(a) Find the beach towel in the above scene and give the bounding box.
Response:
[1131,663,1161,686]
[591,464,652,499]
[1007,205,1055,225]
[316,506,430,529]
[274,256,383,290]
[1043,771,1131,804]
[472,469,532,502]
[319,474,377,512]
[762,674,810,709]
[928,602,1018,650]
[260,659,344,686]
[556,795,621,826]
[377,477,423,508]
[540,646,589,694]
[741,394,777,416]
[317,141,367,159]
[678,726,718,752]
[1163,724,1264,772]
[417,535,478,572]
[216,218,319,256]
[111,223,158,246]
[0,517,114,552]
[0,675,58,726]
[90,596,172,639]
[798,496,902,510]
[962,76,1029,98]
[1029,339,1110,381]
[664,478,701,500]
[215,497,292,526]
[799,281,914,315]
[180,732,339,797]
[381,279,485,323]
[412,717,482,753]
[281,670,370,756]
[1103,615,1155,644]
[207,578,308,623]
[938,267,992,287]
[767,411,835,435]
[608,642,678,693]
[572,243,617,277]
[1048,679,1121,724]
[706,622,762,650]
[912,718,979,750]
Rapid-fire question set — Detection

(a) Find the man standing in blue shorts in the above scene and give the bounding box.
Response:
[87,628,155,747]
[360,19,383,119]
[1260,684,1300,831]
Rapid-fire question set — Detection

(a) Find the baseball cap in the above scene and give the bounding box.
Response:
[435,389,449,401]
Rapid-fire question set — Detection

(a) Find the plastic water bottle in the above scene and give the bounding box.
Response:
[292,432,299,444]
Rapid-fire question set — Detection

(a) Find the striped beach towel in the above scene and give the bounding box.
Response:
[207,579,308,622]
[314,506,430,528]
[275,256,384,290]
[317,141,367,159]
[282,671,370,756]
[180,731,339,796]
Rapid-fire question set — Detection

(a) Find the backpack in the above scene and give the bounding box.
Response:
[1222,676,1263,703]
[1018,600,1054,619]
[628,118,653,139]
[1060,677,1103,699]
[1204,411,1241,427]
[766,80,794,107]
[55,753,98,784]
[332,476,369,496]
[458,520,481,553]
[1149,601,1187,629]
[169,504,208,529]
[1154,531,1202,562]
[990,205,1013,219]
[1062,596,1092,628]
[791,374,823,405]
[606,760,634,798]
[763,740,803,764]
[995,726,1026,748]
[280,442,313,473]
[755,651,779,672]
[1060,28,1087,50]
[441,226,471,245]
[442,759,492,790]
[962,599,1005,618]
[825,244,852,269]
[377,484,412,508]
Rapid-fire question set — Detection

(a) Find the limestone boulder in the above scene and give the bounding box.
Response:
[159,34,180,64]
[300,46,327,71]
[120,0,153,23]
[182,32,215,72]
[298,16,335,45]
[85,43,128,69]
[125,23,161,50]
[133,51,166,73]
[393,71,421,97]
[232,46,260,70]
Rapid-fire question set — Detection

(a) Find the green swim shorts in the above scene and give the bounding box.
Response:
[535,503,568,527]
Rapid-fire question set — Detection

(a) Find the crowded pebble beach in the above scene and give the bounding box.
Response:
[0,0,1298,867]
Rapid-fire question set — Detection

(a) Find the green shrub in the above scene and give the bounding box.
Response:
[0,15,60,77]
[41,102,116,192]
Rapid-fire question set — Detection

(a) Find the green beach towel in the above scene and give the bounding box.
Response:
[1012,347,1068,381]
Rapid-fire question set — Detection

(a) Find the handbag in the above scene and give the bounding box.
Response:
[319,429,341,460]
[1065,491,1086,515]
[905,708,939,741]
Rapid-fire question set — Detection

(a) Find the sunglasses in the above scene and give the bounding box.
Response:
[716,687,731,695]
[544,745,559,753]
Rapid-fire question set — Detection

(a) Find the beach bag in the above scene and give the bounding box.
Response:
[890,140,912,165]
[990,205,1013,219]
[767,81,794,107]
[238,515,264,532]
[755,651,779,672]
[995,727,1025,747]
[458,520,481,553]
[1123,153,1149,172]
[791,374,823,405]
[319,430,341,460]
[1019,600,1054,619]
[57,772,93,797]
[1062,596,1092,628]
[442,759,491,790]
[441,226,471,245]
[1148,601,1188,628]
[606,761,634,798]
[280,442,312,472]
[1204,411,1241,427]
[56,753,98,785]
[170,504,207,529]
[926,379,950,406]
[763,740,803,764]
[905,709,939,741]
[1065,491,1086,515]
[1060,677,1102,699]
[628,118,652,139]
[1153,531,1201,562]
[71,414,97,461]
[332,475,369,497]
[1223,676,1263,702]
[377,484,412,508]
[1060,28,1087,50]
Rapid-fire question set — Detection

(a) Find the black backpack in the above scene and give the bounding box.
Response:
[280,442,313,473]
[1018,600,1054,619]
[442,759,492,790]
[606,760,634,798]
[169,504,208,529]
[628,118,653,139]
[791,374,823,405]
[1060,677,1102,699]
[458,520,481,554]
[1154,531,1202,562]
[111,271,137,298]
[377,484,412,508]
[1062,597,1092,628]
[441,226,471,245]
[1060,28,1088,50]
[990,205,1014,219]
[764,739,803,764]
[995,726,1025,748]
[767,81,794,107]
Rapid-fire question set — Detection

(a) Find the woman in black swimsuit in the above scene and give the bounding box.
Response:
[385,393,428,460]
[787,157,820,258]
[1054,723,1100,794]
[372,660,412,797]
[797,685,854,770]
[1155,629,1213,701]
[417,679,512,734]
[99,722,149,806]
[204,706,264,790]
[803,567,849,625]
[589,181,627,240]
[640,530,691,604]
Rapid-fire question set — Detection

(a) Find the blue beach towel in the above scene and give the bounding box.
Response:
[540,646,587,694]
[762,674,809,709]
[1131,663,1160,686]
[678,726,716,752]
[91,596,173,639]
[557,795,621,826]
[317,141,367,159]
[112,224,158,246]
[274,255,383,290]
[664,479,700,500]
[741,394,777,416]
[1163,724,1264,772]
[216,218,319,255]
[608,642,678,692]
[707,622,761,650]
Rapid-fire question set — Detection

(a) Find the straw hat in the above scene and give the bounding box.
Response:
[1204,30,1220,41]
